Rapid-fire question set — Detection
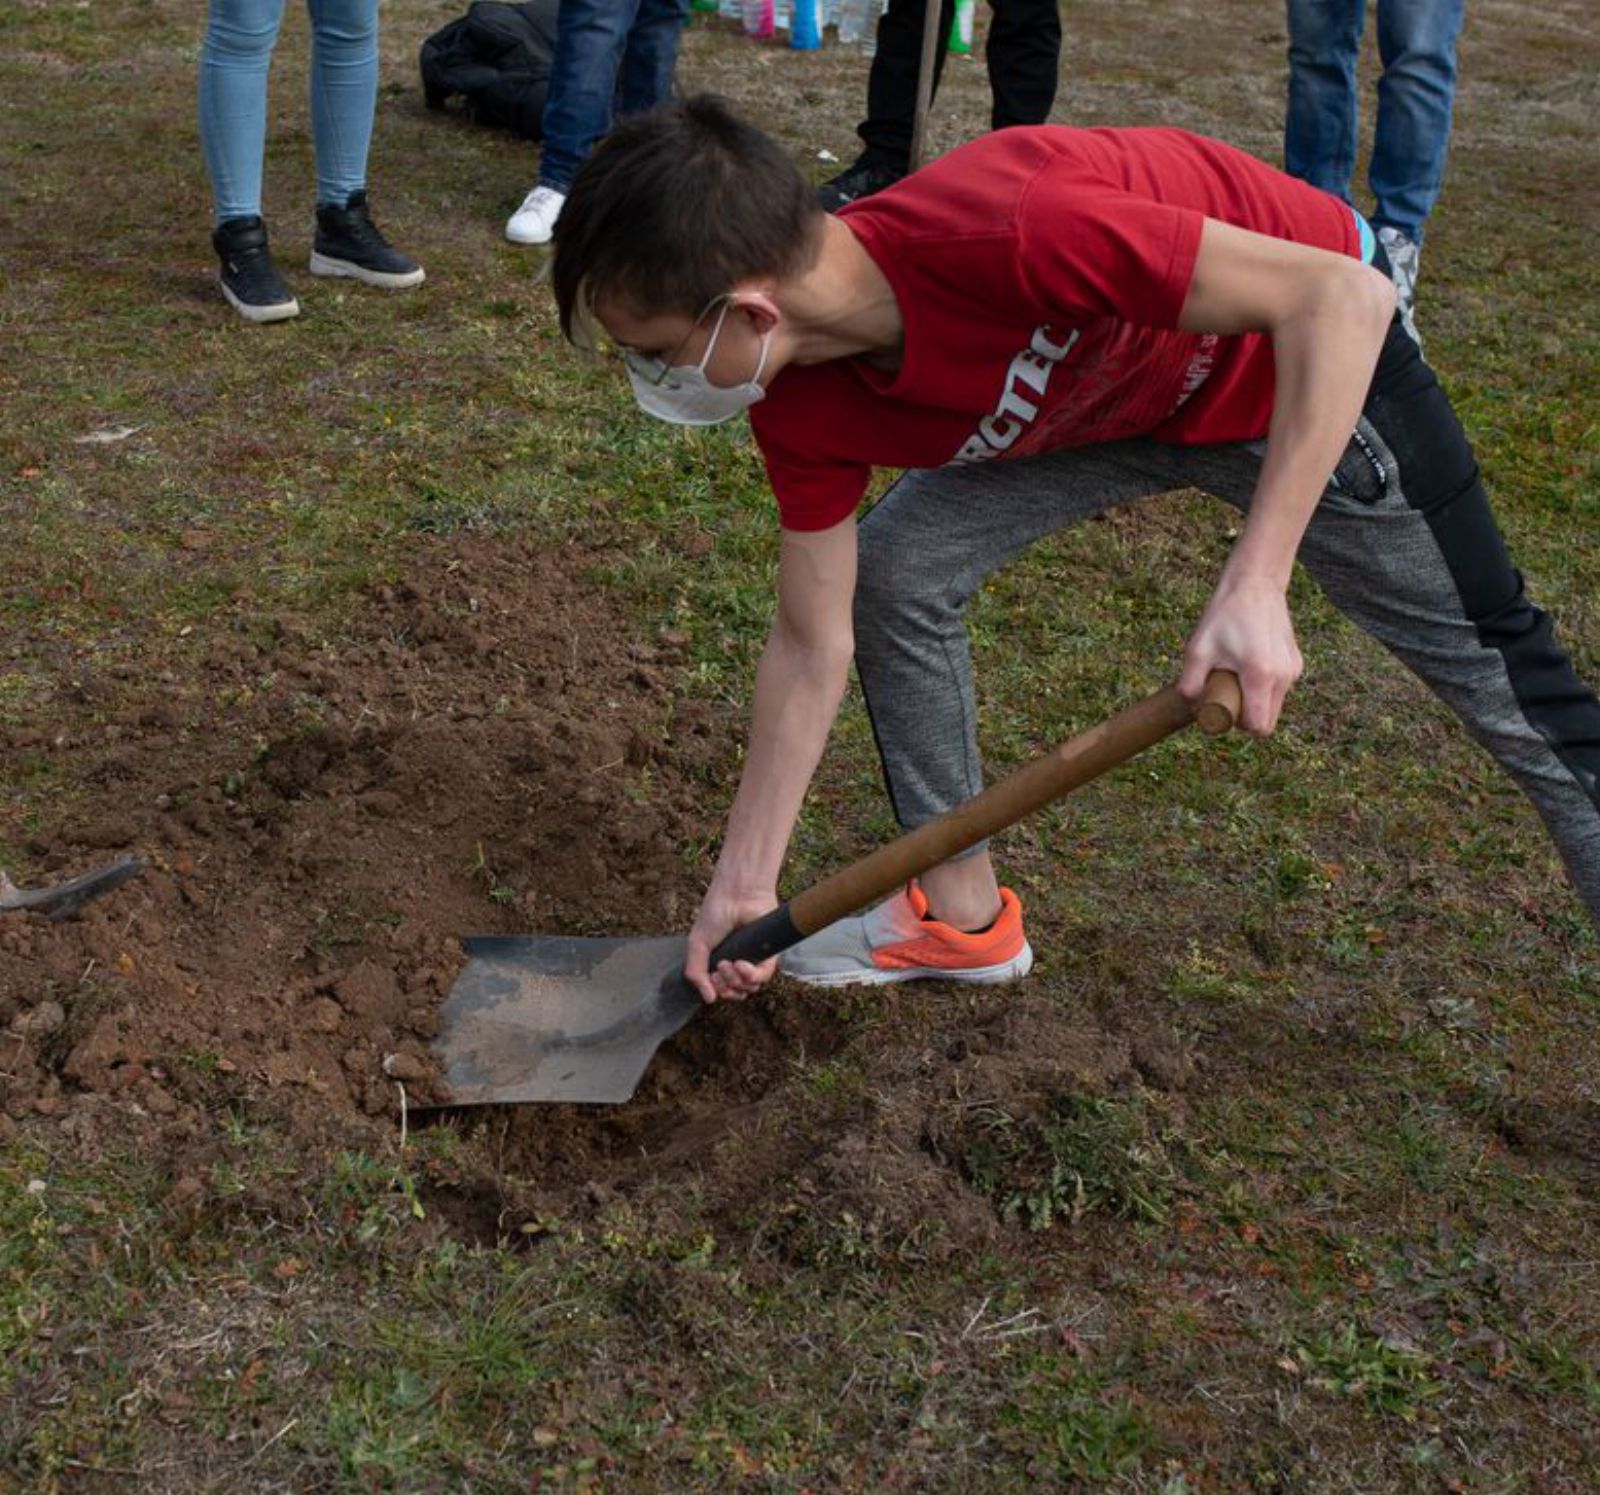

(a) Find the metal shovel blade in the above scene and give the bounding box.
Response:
[0,855,145,920]
[435,934,703,1105]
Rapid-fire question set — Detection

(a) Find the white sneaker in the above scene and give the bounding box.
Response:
[780,882,1034,989]
[505,185,566,245]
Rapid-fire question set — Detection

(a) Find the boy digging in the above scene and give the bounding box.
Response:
[550,96,1600,1002]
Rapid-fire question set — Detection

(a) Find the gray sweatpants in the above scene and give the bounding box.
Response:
[853,327,1600,927]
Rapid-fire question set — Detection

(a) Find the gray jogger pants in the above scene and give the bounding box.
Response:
[852,322,1600,927]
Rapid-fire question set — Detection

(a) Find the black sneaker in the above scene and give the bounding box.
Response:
[212,216,300,324]
[816,155,906,213]
[309,191,426,289]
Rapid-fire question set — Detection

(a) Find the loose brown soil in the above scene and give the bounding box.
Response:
[0,537,725,1153]
[0,532,1175,1247]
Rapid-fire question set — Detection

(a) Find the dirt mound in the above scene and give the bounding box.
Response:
[0,535,727,1155]
[505,987,1196,1263]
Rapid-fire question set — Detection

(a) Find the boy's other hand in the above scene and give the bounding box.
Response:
[1181,575,1303,735]
[685,885,782,1002]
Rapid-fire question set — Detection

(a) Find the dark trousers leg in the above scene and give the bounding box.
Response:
[857,0,957,167]
[985,0,1061,130]
[857,0,1062,168]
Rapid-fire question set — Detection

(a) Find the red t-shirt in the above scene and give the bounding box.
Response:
[750,126,1360,532]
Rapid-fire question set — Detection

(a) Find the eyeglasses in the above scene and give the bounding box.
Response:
[618,294,730,389]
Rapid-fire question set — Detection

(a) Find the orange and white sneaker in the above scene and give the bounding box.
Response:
[780,881,1033,988]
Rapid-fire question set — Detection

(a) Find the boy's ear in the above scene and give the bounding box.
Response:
[730,289,781,336]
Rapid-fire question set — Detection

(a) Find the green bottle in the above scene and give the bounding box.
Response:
[947,0,974,54]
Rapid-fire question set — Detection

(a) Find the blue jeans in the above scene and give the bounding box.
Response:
[1285,0,1465,243]
[537,0,690,193]
[199,0,378,223]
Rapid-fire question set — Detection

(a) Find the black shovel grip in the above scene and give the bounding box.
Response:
[703,901,804,972]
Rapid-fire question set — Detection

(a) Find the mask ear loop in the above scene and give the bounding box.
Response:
[747,323,773,391]
[706,297,774,391]
[692,299,736,375]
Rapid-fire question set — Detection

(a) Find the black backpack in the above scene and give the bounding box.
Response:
[420,0,560,141]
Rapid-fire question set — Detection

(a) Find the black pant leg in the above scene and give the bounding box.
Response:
[857,0,959,167]
[985,0,1062,130]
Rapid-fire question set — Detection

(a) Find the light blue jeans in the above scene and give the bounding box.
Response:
[1285,0,1466,243]
[199,0,379,223]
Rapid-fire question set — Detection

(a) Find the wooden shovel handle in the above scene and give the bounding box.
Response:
[907,0,944,173]
[786,669,1240,937]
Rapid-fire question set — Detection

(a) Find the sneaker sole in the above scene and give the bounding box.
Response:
[504,222,556,246]
[784,941,1034,989]
[308,251,426,289]
[221,281,299,324]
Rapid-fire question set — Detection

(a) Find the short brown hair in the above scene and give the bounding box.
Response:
[551,94,823,345]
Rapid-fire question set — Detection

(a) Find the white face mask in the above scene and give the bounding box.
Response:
[624,299,772,426]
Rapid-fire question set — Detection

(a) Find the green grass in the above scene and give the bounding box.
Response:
[1292,1321,1441,1420]
[960,1092,1180,1229]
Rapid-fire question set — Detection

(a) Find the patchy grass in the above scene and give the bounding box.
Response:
[959,1093,1180,1229]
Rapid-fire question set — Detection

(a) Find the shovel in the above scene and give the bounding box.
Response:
[907,0,944,174]
[436,670,1242,1106]
[0,855,145,920]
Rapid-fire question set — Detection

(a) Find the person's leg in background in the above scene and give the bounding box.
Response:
[817,0,957,210]
[198,0,300,320]
[306,0,425,290]
[1284,0,1365,201]
[818,0,1061,210]
[1368,0,1466,335]
[984,0,1061,132]
[199,0,285,224]
[305,0,376,212]
[858,0,958,166]
[615,0,690,119]
[508,0,642,244]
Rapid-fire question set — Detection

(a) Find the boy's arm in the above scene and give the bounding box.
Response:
[685,516,859,1001]
[1174,217,1396,733]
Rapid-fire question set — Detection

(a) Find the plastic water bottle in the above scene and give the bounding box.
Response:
[790,0,821,49]
[837,0,879,52]
[742,0,774,40]
[948,0,974,54]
